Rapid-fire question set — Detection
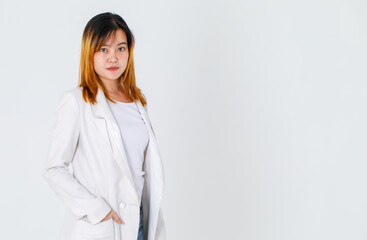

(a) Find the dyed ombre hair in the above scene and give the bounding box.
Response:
[78,12,146,106]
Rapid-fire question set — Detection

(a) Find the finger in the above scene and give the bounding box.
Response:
[112,212,124,224]
[114,215,124,224]
[101,211,112,223]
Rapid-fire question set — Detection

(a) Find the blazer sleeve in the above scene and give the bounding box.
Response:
[43,91,111,225]
[155,207,167,240]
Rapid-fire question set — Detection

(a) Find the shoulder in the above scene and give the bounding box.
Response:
[60,86,83,103]
[56,87,83,111]
[67,86,83,99]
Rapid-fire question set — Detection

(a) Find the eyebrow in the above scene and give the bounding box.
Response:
[102,42,127,47]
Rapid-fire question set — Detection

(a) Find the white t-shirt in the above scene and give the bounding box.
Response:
[107,98,150,204]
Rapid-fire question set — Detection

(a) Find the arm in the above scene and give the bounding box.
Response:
[155,207,166,240]
[43,91,111,224]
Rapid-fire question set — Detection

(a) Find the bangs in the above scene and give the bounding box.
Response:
[91,29,118,51]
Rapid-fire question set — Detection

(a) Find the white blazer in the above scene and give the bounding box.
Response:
[43,86,166,240]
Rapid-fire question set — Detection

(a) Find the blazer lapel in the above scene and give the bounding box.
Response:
[135,101,156,139]
[136,99,164,203]
[91,88,139,203]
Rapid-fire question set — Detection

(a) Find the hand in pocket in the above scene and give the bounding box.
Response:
[101,210,124,224]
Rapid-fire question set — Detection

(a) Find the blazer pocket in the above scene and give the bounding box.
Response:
[73,217,114,240]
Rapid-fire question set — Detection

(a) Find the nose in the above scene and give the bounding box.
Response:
[108,51,118,63]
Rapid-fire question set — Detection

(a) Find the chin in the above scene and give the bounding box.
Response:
[104,73,123,80]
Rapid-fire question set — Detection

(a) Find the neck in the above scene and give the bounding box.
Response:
[101,79,123,93]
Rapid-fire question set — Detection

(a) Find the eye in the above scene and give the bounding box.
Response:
[100,48,108,53]
[118,47,125,52]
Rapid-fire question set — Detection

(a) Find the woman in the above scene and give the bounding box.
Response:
[43,12,166,240]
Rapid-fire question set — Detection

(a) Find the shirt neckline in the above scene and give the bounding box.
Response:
[110,98,136,104]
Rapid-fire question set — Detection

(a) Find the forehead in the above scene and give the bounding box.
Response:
[103,29,127,45]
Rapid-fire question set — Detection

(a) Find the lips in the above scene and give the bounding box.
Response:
[107,67,119,71]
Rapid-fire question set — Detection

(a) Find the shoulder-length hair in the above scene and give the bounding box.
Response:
[78,12,147,106]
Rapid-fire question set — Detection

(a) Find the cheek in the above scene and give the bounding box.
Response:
[120,53,129,64]
[93,55,104,70]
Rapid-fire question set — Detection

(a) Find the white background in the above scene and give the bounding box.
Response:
[1,0,367,239]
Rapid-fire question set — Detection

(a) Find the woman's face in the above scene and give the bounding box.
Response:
[94,29,129,83]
